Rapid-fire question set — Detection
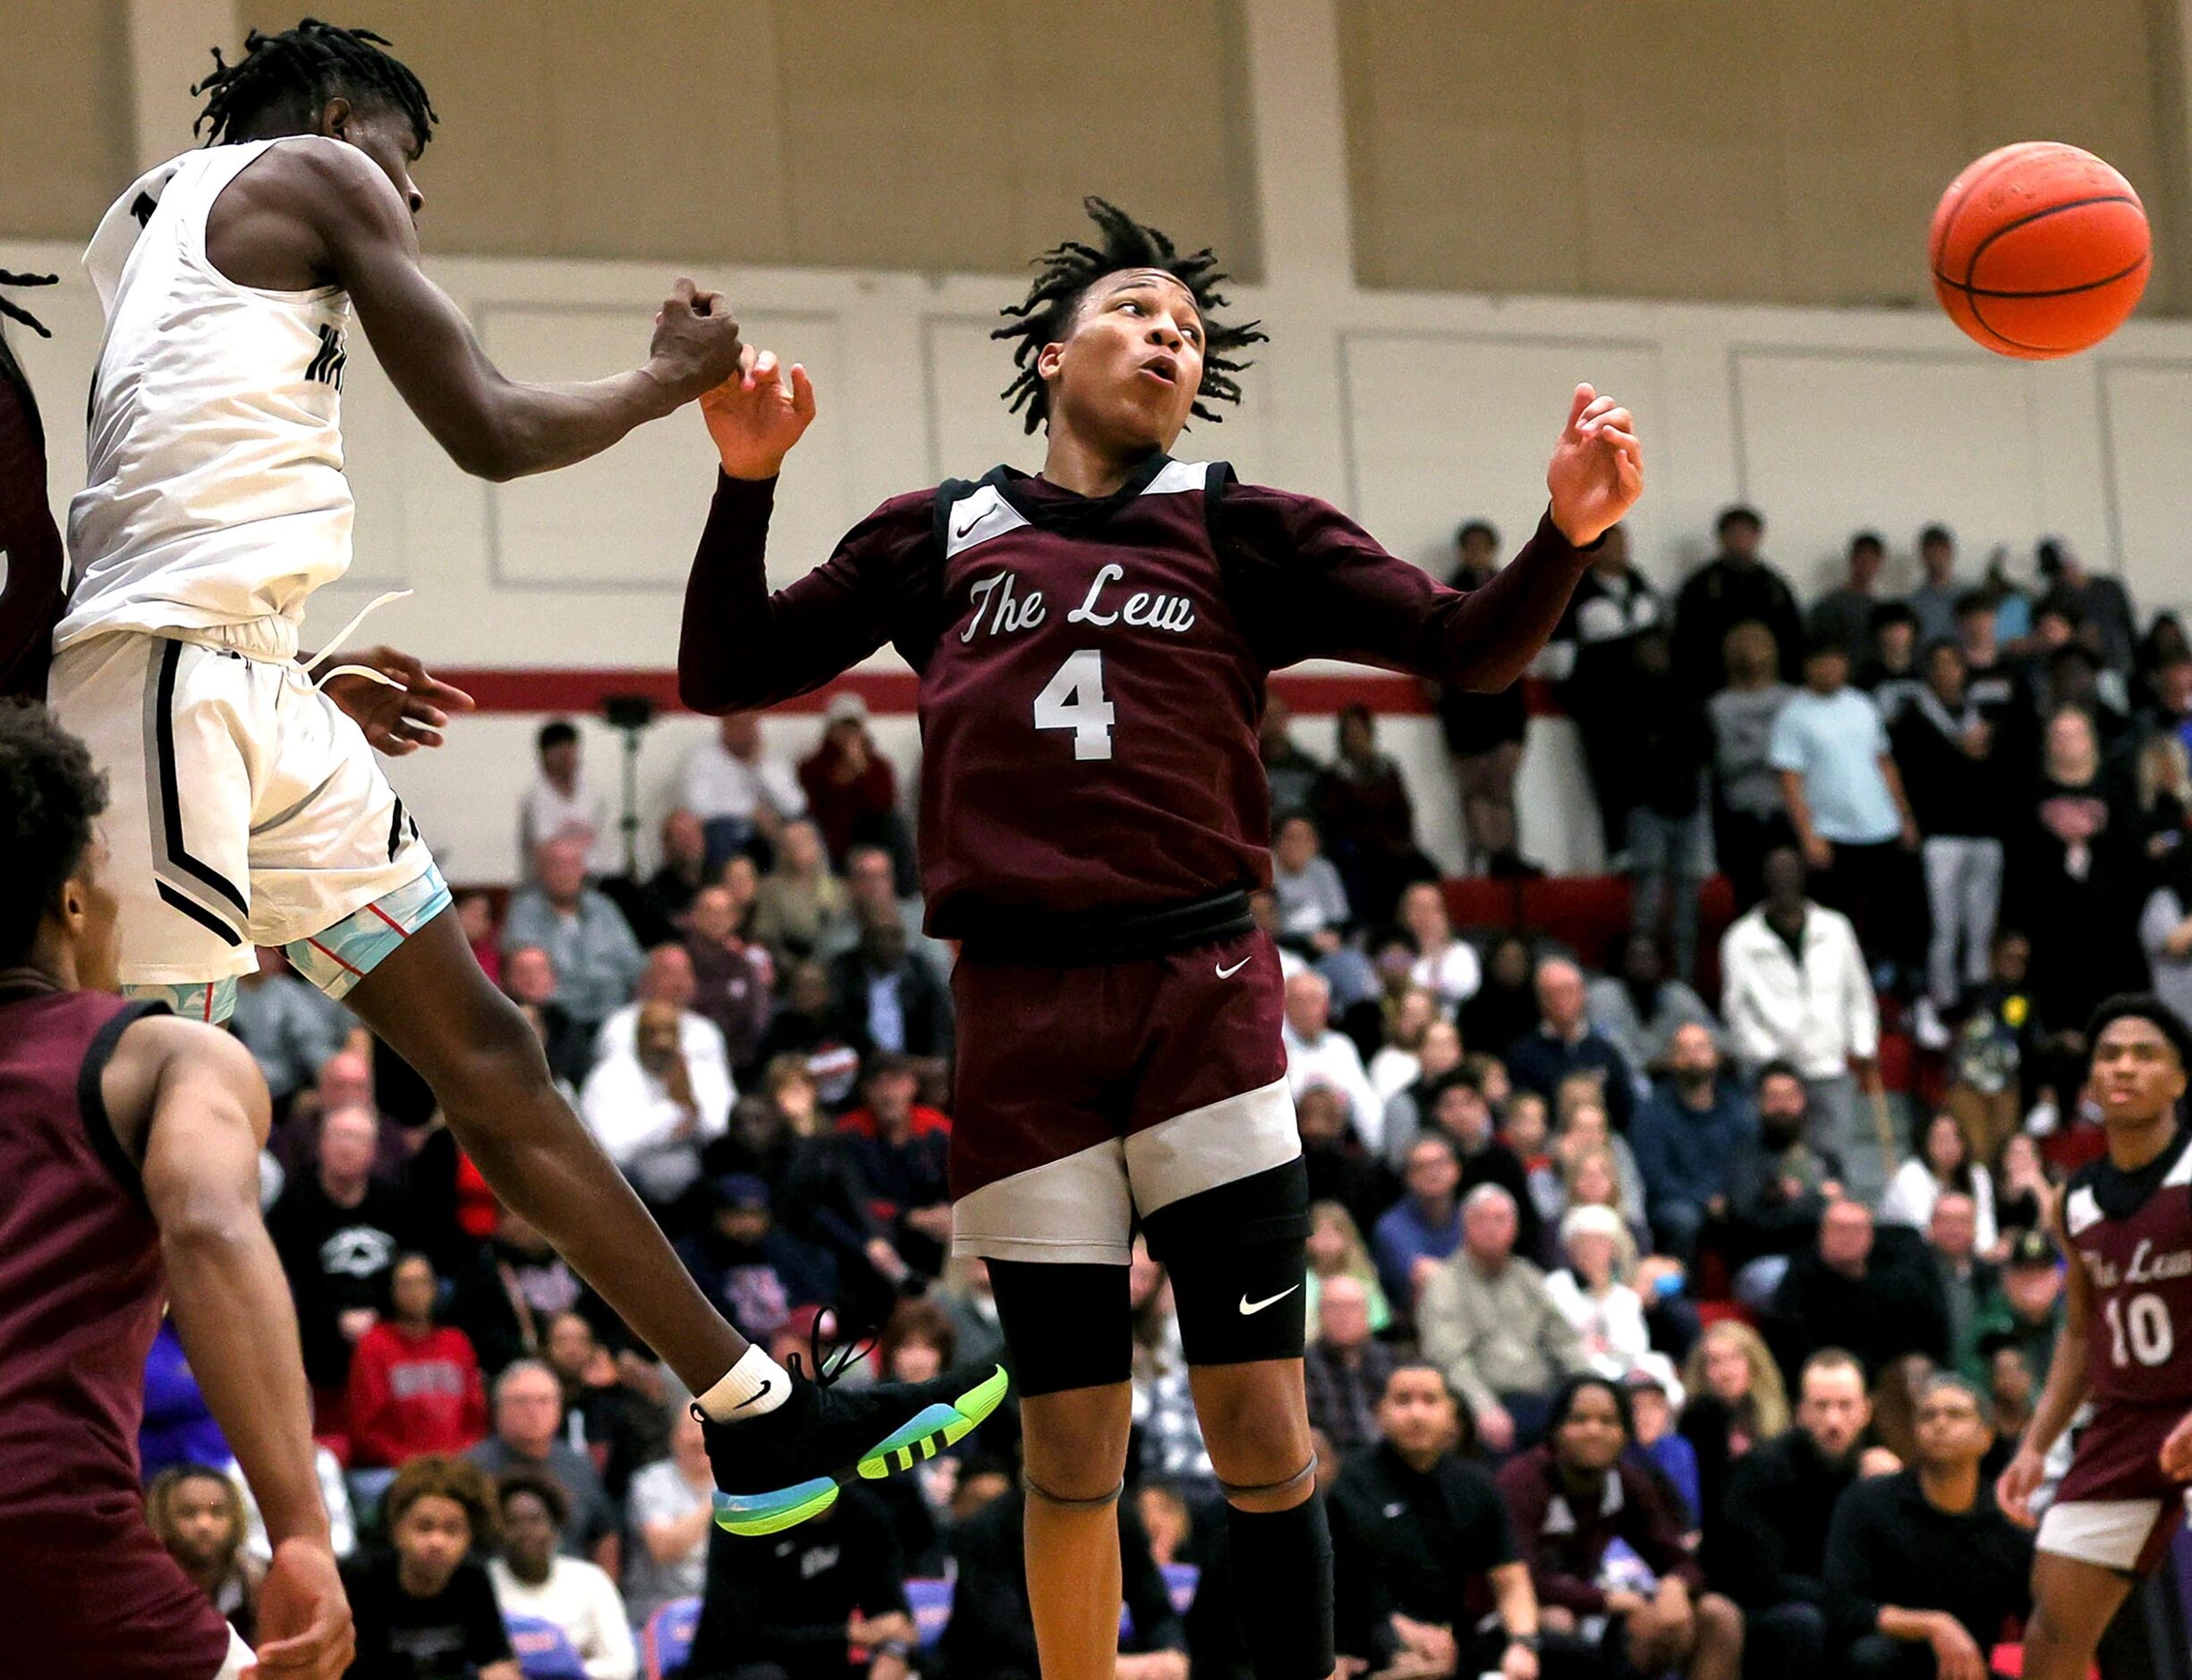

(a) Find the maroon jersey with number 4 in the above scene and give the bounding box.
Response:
[679,455,1592,937]
[2062,1128,2192,1408]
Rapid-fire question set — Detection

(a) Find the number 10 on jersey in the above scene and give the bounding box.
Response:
[1035,650,1117,760]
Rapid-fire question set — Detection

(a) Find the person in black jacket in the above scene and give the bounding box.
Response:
[826,906,954,1063]
[1763,1200,1950,1388]
[1671,506,1805,696]
[1329,1363,1559,1680]
[1720,1065,1842,1290]
[1891,641,2009,1032]
[942,1481,1186,1680]
[1824,1373,2033,1680]
[1714,1349,1877,1678]
[683,1483,915,1680]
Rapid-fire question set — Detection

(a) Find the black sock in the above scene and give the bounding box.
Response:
[1224,1491,1335,1680]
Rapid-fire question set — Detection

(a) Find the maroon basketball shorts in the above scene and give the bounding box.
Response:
[2038,1400,2192,1575]
[948,923,1306,1269]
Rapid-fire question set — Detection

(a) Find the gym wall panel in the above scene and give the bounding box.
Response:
[2101,361,2192,616]
[0,0,133,238]
[1338,331,1669,576]
[479,302,852,597]
[1338,0,2182,312]
[1336,0,1584,296]
[246,0,1254,279]
[1729,346,2055,595]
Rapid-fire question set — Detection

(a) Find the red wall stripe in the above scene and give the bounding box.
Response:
[433,667,1561,718]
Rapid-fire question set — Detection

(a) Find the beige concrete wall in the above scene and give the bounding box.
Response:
[1340,0,2187,310]
[0,0,134,238]
[238,1,1260,276]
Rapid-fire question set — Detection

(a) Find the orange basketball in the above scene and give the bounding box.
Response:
[1930,141,2150,359]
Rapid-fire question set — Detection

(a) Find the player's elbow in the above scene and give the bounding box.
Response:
[446,429,526,482]
[676,663,743,716]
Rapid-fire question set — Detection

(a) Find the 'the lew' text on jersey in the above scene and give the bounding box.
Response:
[677,454,1593,939]
[2063,1127,2192,1407]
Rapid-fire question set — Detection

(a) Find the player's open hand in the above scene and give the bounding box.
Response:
[1546,383,1642,547]
[246,1537,353,1678]
[2160,1407,2192,1481]
[1994,1447,2046,1527]
[322,647,476,756]
[702,344,818,480]
[648,277,747,406]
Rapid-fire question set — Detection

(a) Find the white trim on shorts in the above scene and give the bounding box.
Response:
[2035,1496,2171,1573]
[213,1623,254,1680]
[951,1075,1299,1265]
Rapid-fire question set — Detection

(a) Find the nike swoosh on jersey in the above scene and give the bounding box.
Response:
[1238,1285,1301,1316]
[1215,955,1253,980]
[953,511,989,540]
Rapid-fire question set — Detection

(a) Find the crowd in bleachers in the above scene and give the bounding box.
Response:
[139,506,2192,1678]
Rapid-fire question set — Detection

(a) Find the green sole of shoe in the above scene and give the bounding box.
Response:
[857,1364,1010,1481]
[712,1474,840,1537]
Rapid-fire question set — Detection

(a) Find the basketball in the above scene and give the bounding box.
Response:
[1930,140,2151,359]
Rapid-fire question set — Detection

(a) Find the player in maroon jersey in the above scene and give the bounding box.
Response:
[0,270,64,700]
[0,700,351,1676]
[677,198,1640,1680]
[1995,996,2192,1680]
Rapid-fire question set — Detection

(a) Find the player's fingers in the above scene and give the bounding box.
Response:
[1564,383,1595,434]
[1585,405,1632,435]
[422,677,475,712]
[753,349,779,384]
[690,285,725,315]
[1579,394,1619,424]
[789,363,817,420]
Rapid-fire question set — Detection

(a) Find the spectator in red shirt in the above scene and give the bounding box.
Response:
[1498,1373,1745,1679]
[346,1252,489,1472]
[798,692,901,869]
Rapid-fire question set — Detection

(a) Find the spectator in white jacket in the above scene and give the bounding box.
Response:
[1720,845,1878,1175]
[1282,969,1387,1152]
[579,1000,732,1212]
[592,944,733,1079]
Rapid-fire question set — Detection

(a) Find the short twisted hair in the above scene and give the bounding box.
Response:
[0,702,107,965]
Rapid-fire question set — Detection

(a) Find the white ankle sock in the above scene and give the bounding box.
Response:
[697,1345,794,1421]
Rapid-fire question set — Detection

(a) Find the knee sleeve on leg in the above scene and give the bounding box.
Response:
[1223,1490,1335,1680]
[987,1260,1133,1396]
[1143,1163,1311,1367]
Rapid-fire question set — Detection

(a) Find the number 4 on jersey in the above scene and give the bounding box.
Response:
[1034,649,1117,761]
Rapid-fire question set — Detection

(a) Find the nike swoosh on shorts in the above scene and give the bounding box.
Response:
[1238,1285,1300,1316]
[1215,955,1253,980]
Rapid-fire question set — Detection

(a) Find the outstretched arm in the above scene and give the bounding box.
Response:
[1231,386,1643,688]
[677,355,911,713]
[118,1019,354,1678]
[276,139,745,480]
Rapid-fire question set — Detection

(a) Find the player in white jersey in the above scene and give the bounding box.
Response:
[41,19,1007,1535]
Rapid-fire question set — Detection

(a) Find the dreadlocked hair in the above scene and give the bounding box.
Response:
[992,196,1264,434]
[191,19,437,150]
[0,271,56,339]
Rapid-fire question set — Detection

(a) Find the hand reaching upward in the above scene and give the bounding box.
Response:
[702,345,817,481]
[1545,383,1643,547]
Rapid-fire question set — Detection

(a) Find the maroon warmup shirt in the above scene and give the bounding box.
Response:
[0,983,234,1678]
[679,455,1592,940]
[0,332,64,700]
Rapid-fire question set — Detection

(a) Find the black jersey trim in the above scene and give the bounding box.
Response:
[76,998,168,1210]
[2073,1122,2192,1224]
[983,452,1176,534]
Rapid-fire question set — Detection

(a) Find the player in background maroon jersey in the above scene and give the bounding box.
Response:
[0,701,350,1676]
[680,199,1639,1680]
[0,270,64,700]
[1995,996,2192,1680]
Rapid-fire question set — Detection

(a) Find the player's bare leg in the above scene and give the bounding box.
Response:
[342,909,748,1391]
[2022,1553,2135,1680]
[1021,1382,1134,1680]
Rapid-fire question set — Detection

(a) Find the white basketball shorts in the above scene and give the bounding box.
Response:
[47,627,440,1005]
